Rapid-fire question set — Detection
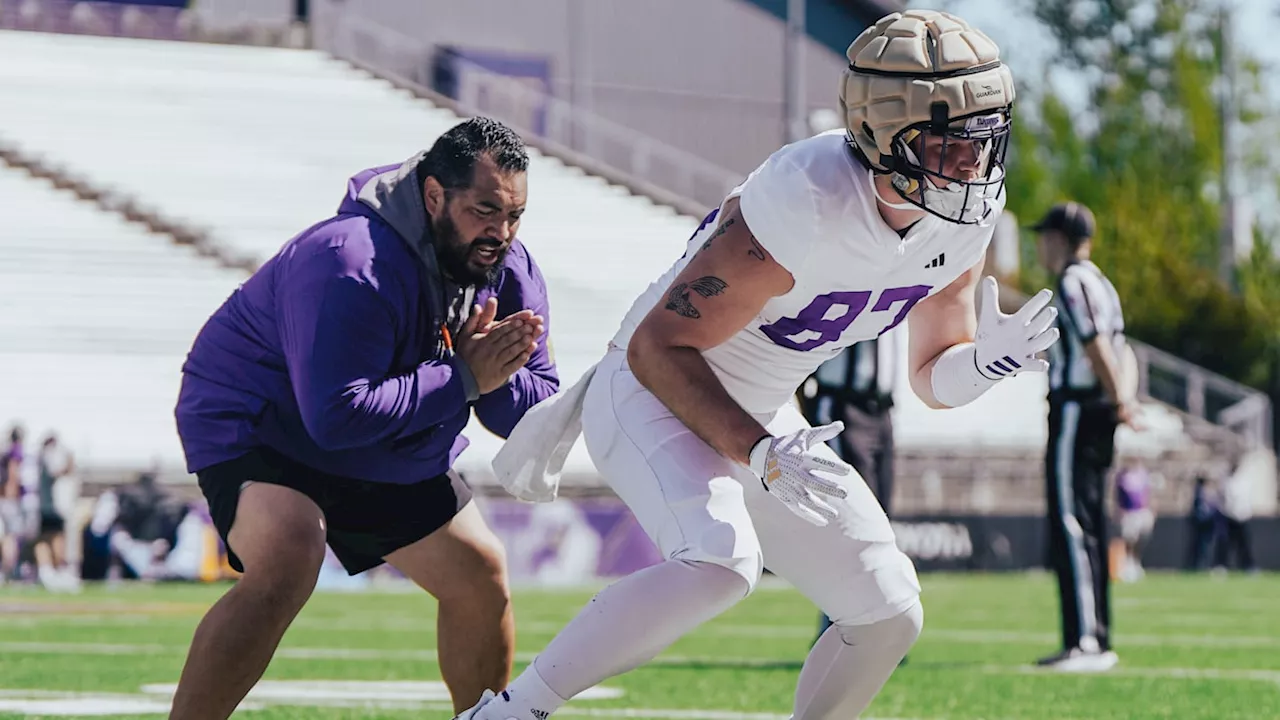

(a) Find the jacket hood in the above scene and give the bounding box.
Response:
[339,152,435,265]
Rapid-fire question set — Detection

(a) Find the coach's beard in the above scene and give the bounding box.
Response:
[433,213,508,287]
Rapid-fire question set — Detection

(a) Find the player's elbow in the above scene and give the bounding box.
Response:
[627,325,675,391]
[626,330,658,386]
[910,366,949,410]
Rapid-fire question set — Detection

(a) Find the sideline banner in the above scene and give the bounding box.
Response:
[475,498,1280,582]
[1,0,188,39]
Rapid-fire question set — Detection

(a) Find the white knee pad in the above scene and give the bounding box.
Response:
[837,598,924,655]
[673,558,757,608]
[794,600,924,720]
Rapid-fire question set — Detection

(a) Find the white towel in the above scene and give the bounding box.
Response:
[491,363,599,503]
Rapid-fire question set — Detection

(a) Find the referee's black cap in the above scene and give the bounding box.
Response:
[1030,201,1096,242]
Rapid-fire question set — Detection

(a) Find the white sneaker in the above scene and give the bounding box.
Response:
[38,566,81,594]
[1044,647,1119,673]
[454,689,519,720]
[1096,650,1120,671]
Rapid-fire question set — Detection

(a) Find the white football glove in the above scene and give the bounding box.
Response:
[747,423,850,527]
[974,276,1059,379]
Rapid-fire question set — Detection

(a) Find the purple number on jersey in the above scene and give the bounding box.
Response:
[678,208,721,260]
[760,291,872,351]
[871,284,932,335]
[760,284,933,352]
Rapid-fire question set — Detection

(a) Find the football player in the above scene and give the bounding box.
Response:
[467,10,1058,719]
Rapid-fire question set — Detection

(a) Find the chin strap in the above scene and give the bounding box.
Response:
[870,170,919,212]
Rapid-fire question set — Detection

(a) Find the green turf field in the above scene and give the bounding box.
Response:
[0,571,1275,719]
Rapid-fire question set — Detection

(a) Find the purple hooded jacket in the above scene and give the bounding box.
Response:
[174,155,559,484]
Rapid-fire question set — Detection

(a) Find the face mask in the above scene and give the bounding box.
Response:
[870,166,1004,227]
[920,165,1005,226]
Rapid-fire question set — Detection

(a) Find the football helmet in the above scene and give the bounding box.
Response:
[838,10,1015,225]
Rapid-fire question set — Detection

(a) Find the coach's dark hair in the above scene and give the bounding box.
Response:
[418,117,529,193]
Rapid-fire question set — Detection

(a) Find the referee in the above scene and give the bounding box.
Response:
[1033,201,1137,672]
[797,332,898,640]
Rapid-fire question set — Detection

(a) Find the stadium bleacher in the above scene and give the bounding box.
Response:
[0,29,703,480]
[0,163,245,471]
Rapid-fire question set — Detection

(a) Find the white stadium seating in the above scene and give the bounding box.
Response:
[0,29,1182,479]
[0,164,246,470]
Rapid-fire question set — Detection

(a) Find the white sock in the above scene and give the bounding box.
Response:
[476,663,563,720]
[479,559,748,720]
[792,600,923,720]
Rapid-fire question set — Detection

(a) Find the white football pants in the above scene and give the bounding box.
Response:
[581,348,921,626]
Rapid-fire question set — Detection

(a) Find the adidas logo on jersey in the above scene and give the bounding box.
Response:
[925,253,946,269]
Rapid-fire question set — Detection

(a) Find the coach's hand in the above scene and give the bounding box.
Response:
[456,297,545,395]
[974,276,1059,380]
[747,423,850,527]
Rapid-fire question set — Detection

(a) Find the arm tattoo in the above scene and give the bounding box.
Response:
[700,218,736,252]
[664,276,729,319]
[747,235,766,261]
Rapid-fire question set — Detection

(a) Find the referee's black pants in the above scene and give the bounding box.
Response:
[1046,398,1118,653]
[834,402,895,515]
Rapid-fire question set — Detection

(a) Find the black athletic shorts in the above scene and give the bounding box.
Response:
[39,513,65,536]
[196,446,472,576]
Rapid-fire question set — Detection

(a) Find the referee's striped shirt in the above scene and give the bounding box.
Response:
[1049,260,1126,398]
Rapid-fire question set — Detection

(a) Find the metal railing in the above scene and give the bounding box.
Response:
[314,10,742,216]
[1129,337,1273,450]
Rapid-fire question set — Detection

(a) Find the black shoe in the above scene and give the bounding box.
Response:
[1036,648,1077,666]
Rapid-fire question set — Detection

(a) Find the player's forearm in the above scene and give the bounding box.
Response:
[627,340,768,465]
[913,342,999,410]
[909,355,948,409]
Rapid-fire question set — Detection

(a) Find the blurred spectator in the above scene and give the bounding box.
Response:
[33,433,79,592]
[1,424,26,582]
[80,480,227,583]
[1187,474,1220,570]
[110,469,190,579]
[80,490,122,582]
[1214,461,1257,573]
[1114,459,1154,582]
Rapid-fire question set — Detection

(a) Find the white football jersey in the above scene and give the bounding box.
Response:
[611,130,1002,414]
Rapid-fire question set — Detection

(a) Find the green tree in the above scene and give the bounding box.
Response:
[1006,0,1279,388]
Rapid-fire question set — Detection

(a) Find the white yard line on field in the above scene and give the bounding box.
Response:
[0,687,925,719]
[4,639,1279,679]
[978,664,1280,687]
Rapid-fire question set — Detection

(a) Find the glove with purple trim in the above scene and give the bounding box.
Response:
[974,276,1059,379]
